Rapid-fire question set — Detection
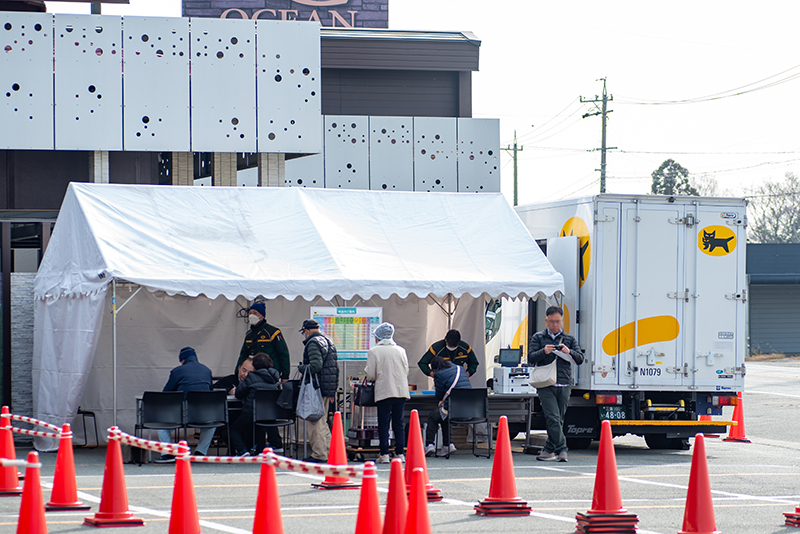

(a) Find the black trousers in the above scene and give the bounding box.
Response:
[229,412,283,454]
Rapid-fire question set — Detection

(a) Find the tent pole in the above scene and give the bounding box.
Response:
[447,293,452,330]
[112,279,117,426]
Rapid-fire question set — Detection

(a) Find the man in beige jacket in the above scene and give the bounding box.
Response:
[365,322,410,464]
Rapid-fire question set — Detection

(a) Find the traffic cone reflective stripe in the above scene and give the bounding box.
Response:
[404,468,431,534]
[253,449,284,534]
[46,424,90,511]
[0,406,22,496]
[169,444,201,534]
[576,420,638,532]
[312,412,359,489]
[678,434,720,534]
[17,451,47,534]
[383,459,407,534]
[474,416,530,516]
[404,410,441,502]
[723,392,750,443]
[83,430,144,527]
[355,462,381,534]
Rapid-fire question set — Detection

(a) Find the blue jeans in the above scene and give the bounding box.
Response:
[376,397,406,456]
[537,385,571,454]
[157,427,215,455]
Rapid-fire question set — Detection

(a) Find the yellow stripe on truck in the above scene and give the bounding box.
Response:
[602,315,680,356]
[608,420,734,427]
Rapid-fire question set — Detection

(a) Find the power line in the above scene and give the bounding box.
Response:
[616,62,800,105]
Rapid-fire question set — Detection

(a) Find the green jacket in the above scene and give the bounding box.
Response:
[235,320,291,380]
[418,339,478,377]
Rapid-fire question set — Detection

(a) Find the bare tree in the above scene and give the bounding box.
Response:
[747,172,800,243]
[689,173,730,197]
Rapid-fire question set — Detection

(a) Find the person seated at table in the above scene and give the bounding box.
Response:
[214,357,255,394]
[425,356,471,458]
[230,353,284,456]
[155,347,214,463]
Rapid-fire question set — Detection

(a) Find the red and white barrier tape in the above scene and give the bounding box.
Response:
[8,426,60,439]
[106,427,366,478]
[108,427,188,456]
[0,458,41,469]
[8,414,61,433]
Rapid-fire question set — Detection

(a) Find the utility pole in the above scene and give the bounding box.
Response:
[580,78,615,193]
[501,130,524,206]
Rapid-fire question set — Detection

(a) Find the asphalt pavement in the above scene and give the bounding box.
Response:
[1,359,799,533]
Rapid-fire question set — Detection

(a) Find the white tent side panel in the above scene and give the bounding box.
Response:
[33,290,107,451]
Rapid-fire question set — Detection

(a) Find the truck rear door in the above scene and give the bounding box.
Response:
[685,205,746,389]
[617,201,683,387]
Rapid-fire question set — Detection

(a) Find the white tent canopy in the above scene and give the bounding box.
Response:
[33,183,563,448]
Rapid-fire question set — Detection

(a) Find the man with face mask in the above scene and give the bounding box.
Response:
[418,329,479,378]
[234,302,291,382]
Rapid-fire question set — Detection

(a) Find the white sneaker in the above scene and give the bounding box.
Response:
[376,454,391,464]
[424,444,436,457]
[393,454,405,462]
[437,444,457,457]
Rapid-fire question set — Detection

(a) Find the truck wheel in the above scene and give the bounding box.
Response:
[566,437,592,450]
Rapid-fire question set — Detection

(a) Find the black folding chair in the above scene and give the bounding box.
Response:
[136,391,185,463]
[253,389,296,458]
[447,388,492,458]
[186,390,229,456]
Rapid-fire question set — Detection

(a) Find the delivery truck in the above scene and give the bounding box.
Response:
[508,194,747,449]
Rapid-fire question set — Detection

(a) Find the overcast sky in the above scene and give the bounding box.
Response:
[45,1,800,204]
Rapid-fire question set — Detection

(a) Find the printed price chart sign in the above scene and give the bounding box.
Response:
[310,307,382,361]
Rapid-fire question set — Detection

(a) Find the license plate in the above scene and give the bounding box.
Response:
[599,405,628,420]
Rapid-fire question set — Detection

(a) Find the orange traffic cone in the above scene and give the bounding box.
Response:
[404,410,441,502]
[783,496,800,527]
[383,459,407,534]
[678,434,720,534]
[0,406,21,496]
[699,415,719,438]
[312,412,359,490]
[83,432,144,527]
[46,424,90,511]
[722,393,750,443]
[575,419,638,533]
[355,462,382,534]
[474,415,530,516]
[253,449,284,534]
[17,451,47,534]
[168,443,201,534]
[404,468,431,534]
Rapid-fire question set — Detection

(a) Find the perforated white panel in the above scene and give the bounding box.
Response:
[54,14,122,150]
[190,17,256,152]
[457,118,500,193]
[324,116,368,190]
[256,20,321,154]
[285,153,324,188]
[0,13,54,150]
[122,16,190,151]
[368,117,413,191]
[413,117,456,192]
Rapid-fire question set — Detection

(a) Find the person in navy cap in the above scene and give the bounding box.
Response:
[234,302,291,382]
[155,347,214,463]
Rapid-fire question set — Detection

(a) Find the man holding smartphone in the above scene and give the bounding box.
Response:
[527,306,584,462]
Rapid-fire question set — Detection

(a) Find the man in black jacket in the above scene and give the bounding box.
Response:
[235,302,291,381]
[418,330,479,377]
[230,353,283,456]
[298,319,338,463]
[528,306,584,462]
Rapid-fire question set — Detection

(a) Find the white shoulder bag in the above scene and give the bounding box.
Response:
[529,358,557,388]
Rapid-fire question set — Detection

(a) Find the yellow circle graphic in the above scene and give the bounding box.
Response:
[560,217,591,287]
[698,225,736,256]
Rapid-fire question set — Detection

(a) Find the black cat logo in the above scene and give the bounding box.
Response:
[702,230,734,253]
